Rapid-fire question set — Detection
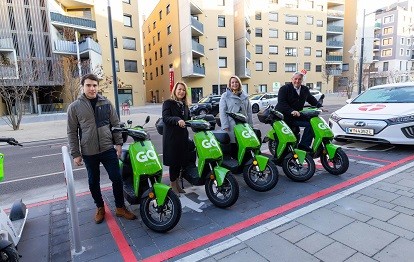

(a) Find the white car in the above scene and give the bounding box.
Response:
[305,90,325,106]
[249,93,278,113]
[329,82,414,145]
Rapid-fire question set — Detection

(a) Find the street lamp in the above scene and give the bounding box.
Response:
[209,40,220,94]
[107,0,120,117]
[358,9,382,94]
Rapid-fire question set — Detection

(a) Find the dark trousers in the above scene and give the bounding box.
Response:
[169,165,181,182]
[83,148,124,208]
[291,119,314,148]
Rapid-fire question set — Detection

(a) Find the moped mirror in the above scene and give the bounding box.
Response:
[145,116,150,124]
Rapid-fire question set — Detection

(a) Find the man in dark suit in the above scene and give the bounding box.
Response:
[275,72,326,151]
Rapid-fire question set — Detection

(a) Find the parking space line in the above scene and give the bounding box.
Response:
[349,158,384,167]
[142,154,414,262]
[347,154,392,163]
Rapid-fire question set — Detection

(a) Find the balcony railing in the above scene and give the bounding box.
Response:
[50,12,96,30]
[53,38,101,55]
[374,33,381,39]
[246,49,251,60]
[326,55,343,61]
[0,66,18,79]
[373,45,380,50]
[327,25,344,33]
[191,17,204,35]
[193,63,205,75]
[327,10,344,18]
[328,69,342,75]
[327,40,343,47]
[191,40,204,56]
[373,56,380,61]
[246,67,251,76]
[0,38,13,49]
[246,32,251,43]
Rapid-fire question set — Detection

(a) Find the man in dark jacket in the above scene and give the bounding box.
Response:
[275,72,326,151]
[67,73,136,224]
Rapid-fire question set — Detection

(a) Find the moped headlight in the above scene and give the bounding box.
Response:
[387,114,414,125]
[329,113,341,123]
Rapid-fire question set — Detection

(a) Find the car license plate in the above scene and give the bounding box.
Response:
[347,128,374,136]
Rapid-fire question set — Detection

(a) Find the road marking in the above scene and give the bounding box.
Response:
[20,142,67,149]
[0,167,86,185]
[349,158,384,167]
[32,153,62,159]
[175,159,414,262]
[142,154,414,262]
[347,154,392,163]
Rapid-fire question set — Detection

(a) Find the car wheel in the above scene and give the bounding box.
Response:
[252,104,259,113]
[198,109,208,115]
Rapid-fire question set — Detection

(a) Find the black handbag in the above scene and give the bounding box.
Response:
[155,117,164,135]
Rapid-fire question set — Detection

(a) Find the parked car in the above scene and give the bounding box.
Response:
[305,90,325,106]
[249,93,278,113]
[189,94,221,116]
[329,82,414,145]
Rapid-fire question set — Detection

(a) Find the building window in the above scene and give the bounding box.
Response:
[218,0,225,6]
[148,43,151,51]
[285,63,297,72]
[113,37,118,48]
[342,63,349,71]
[150,72,153,80]
[383,15,394,24]
[306,16,313,25]
[122,0,130,3]
[269,11,278,22]
[255,45,263,54]
[149,58,152,65]
[157,32,161,41]
[285,47,297,56]
[156,67,159,77]
[144,59,147,66]
[218,36,227,47]
[167,25,172,34]
[316,82,322,90]
[381,49,392,57]
[316,20,323,27]
[316,35,323,42]
[153,36,155,45]
[256,61,263,71]
[382,38,393,45]
[115,60,120,72]
[285,31,298,40]
[160,48,163,57]
[315,65,322,72]
[255,12,261,20]
[406,49,410,56]
[218,15,225,27]
[153,21,156,29]
[219,57,227,68]
[285,15,298,25]
[166,4,170,14]
[269,28,278,38]
[305,32,311,40]
[400,48,404,55]
[123,37,136,50]
[304,62,311,71]
[155,51,158,60]
[168,44,172,54]
[159,10,162,20]
[383,61,389,71]
[124,60,138,72]
[304,47,311,56]
[255,28,262,37]
[123,14,132,27]
[269,45,278,54]
[269,62,277,72]
[401,37,405,45]
[316,50,322,57]
[161,65,164,75]
[383,27,393,34]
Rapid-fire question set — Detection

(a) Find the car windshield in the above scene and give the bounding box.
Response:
[249,94,263,100]
[352,86,414,103]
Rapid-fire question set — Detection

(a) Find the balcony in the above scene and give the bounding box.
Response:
[246,31,251,44]
[326,55,343,62]
[191,17,204,36]
[0,64,18,79]
[327,10,344,19]
[327,40,343,47]
[239,67,251,79]
[374,33,381,40]
[373,56,380,61]
[190,1,203,15]
[191,40,205,57]
[246,49,251,61]
[53,37,101,56]
[373,45,380,50]
[50,12,96,32]
[245,16,251,27]
[328,69,342,75]
[0,38,13,49]
[327,25,344,33]
[374,22,381,29]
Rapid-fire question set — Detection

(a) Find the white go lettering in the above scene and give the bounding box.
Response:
[136,150,158,162]
[201,138,218,148]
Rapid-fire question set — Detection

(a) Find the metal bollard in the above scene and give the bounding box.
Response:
[61,146,85,256]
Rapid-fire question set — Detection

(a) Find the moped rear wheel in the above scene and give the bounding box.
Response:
[0,243,19,262]
[282,153,315,182]
[243,161,279,192]
[320,148,349,175]
[140,190,182,233]
[205,174,239,208]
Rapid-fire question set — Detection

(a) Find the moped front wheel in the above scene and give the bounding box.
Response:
[282,153,316,182]
[140,190,182,233]
[205,174,239,208]
[243,161,279,192]
[0,243,19,262]
[320,147,349,175]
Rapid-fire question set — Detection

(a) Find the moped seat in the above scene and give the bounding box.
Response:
[211,130,230,144]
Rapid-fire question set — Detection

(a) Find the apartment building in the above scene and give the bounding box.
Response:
[365,0,414,87]
[0,0,144,115]
[143,0,351,103]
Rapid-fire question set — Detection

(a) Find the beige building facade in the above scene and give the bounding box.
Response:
[143,0,353,103]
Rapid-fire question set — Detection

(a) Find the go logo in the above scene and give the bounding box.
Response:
[241,129,256,139]
[318,123,328,130]
[202,138,218,148]
[136,150,158,162]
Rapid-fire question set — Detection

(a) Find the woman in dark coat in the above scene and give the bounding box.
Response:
[162,81,190,195]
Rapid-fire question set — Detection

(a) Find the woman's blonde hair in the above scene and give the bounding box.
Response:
[228,75,242,92]
[171,81,189,104]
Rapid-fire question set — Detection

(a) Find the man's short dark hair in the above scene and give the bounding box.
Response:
[81,73,100,86]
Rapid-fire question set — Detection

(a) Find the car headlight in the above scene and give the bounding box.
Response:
[329,112,341,123]
[191,105,198,111]
[386,114,414,125]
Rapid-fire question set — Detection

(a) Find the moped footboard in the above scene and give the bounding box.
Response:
[141,183,170,206]
[212,166,230,186]
[325,143,339,159]
[292,149,307,164]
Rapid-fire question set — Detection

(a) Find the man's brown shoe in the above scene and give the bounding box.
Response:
[116,207,137,220]
[95,207,105,224]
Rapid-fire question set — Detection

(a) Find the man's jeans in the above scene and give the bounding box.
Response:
[83,148,124,208]
[291,119,314,148]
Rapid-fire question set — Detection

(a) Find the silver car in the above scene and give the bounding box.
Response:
[249,93,278,113]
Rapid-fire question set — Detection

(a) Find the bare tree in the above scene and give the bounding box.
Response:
[321,63,333,86]
[95,65,125,94]
[345,63,359,99]
[60,56,90,103]
[0,57,38,130]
